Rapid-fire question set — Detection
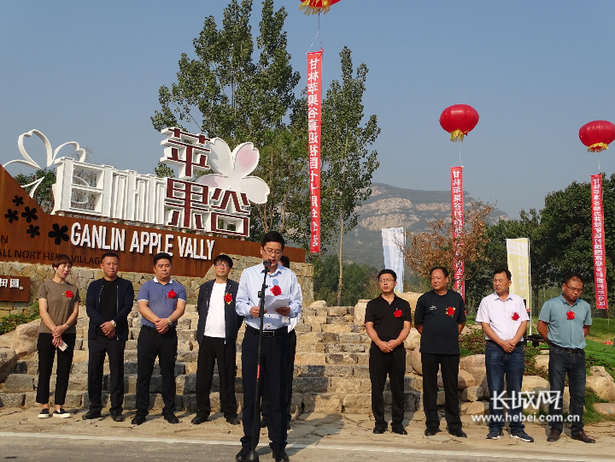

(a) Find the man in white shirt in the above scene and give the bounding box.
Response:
[476,268,532,442]
[192,254,242,425]
[235,232,302,462]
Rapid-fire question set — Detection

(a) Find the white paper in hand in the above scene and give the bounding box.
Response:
[264,295,290,314]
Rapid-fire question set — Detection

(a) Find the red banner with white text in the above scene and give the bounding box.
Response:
[591,174,608,309]
[307,50,323,254]
[451,166,465,299]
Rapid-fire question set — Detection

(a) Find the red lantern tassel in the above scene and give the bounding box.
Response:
[450,129,466,142]
[299,0,335,15]
[588,142,609,153]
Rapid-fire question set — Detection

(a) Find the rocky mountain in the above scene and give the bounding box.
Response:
[340,183,509,268]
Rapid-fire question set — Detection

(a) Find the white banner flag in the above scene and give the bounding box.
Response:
[506,238,531,312]
[382,227,405,293]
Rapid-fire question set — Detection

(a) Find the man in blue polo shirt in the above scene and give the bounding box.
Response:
[132,252,186,425]
[538,273,594,443]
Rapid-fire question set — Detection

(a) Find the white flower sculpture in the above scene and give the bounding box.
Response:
[198,138,270,204]
[3,129,86,196]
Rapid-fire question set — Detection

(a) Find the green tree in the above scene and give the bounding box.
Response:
[154,163,175,178]
[319,47,380,305]
[313,255,378,306]
[14,168,56,214]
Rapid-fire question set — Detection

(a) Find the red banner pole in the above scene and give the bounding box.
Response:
[591,174,608,310]
[451,166,465,299]
[307,50,323,254]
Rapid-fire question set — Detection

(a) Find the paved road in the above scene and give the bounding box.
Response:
[0,432,610,462]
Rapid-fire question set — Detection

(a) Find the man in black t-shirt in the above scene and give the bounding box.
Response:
[83,252,134,421]
[365,269,412,435]
[414,267,466,438]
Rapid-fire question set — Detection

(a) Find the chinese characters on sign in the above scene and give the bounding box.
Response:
[591,174,608,309]
[307,50,323,254]
[0,275,29,302]
[451,166,465,299]
[51,128,261,238]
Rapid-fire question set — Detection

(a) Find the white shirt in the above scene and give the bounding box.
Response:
[204,282,226,338]
[236,263,302,331]
[476,292,529,341]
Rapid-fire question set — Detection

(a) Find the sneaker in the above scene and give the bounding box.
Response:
[53,408,71,418]
[486,429,503,440]
[38,409,51,419]
[511,430,534,443]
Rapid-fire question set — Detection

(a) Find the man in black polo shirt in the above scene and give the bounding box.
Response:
[365,269,412,435]
[414,266,466,438]
[83,252,134,422]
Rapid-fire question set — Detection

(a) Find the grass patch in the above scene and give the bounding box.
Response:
[585,316,615,343]
[585,339,615,380]
[0,303,40,335]
[459,327,485,357]
[582,392,615,424]
[524,345,549,380]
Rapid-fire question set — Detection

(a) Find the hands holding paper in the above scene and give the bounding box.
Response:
[249,296,291,317]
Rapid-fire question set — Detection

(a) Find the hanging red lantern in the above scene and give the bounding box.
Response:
[440,104,479,142]
[299,0,341,15]
[579,120,615,153]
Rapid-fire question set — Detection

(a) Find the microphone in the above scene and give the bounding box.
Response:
[263,260,272,270]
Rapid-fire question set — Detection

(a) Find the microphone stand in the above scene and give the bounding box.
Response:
[247,260,271,462]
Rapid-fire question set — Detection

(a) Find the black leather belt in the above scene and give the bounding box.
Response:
[246,325,288,337]
[141,325,175,333]
[549,342,584,354]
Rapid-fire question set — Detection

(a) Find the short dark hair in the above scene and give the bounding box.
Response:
[101,252,120,262]
[430,266,449,278]
[493,268,512,281]
[280,255,290,269]
[153,252,173,266]
[378,269,397,281]
[563,272,583,285]
[213,254,233,268]
[51,254,72,269]
[261,231,285,249]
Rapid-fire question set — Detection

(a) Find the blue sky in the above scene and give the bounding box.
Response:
[2,0,615,218]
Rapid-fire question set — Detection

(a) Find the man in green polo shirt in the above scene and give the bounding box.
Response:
[537,273,594,443]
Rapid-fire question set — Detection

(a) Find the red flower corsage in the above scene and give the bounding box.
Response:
[168,290,177,299]
[446,307,456,317]
[64,290,73,298]
[512,312,520,321]
[224,293,233,304]
[393,309,402,318]
[566,311,575,320]
[270,285,282,296]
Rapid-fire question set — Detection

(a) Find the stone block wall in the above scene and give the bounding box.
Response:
[0,255,314,317]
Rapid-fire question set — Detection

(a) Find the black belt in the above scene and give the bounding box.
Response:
[246,325,288,337]
[141,325,176,333]
[549,342,584,354]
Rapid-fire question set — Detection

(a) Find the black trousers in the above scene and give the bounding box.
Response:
[421,352,462,431]
[262,329,296,422]
[241,328,290,451]
[135,326,178,416]
[36,333,76,406]
[196,336,238,418]
[369,343,406,425]
[87,335,126,414]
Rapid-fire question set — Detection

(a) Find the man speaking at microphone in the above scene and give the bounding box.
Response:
[235,232,302,462]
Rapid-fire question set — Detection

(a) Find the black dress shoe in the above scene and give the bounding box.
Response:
[547,428,561,442]
[391,424,408,435]
[373,423,387,434]
[448,427,467,438]
[110,413,125,422]
[131,415,146,425]
[226,416,241,425]
[164,413,180,424]
[425,427,441,436]
[571,431,596,443]
[260,416,269,428]
[191,413,209,425]
[236,446,250,461]
[82,410,102,420]
[272,448,290,462]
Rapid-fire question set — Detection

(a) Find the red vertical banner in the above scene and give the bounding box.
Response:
[307,50,323,254]
[591,174,608,309]
[451,166,465,299]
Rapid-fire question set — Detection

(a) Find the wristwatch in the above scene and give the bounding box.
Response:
[167,317,172,326]
[111,320,117,328]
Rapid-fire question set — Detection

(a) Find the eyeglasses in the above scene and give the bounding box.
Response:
[262,248,282,256]
[564,283,583,294]
[214,262,230,268]
[379,279,395,283]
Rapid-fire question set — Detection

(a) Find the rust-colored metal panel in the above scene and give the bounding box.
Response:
[0,165,304,276]
[0,275,30,301]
